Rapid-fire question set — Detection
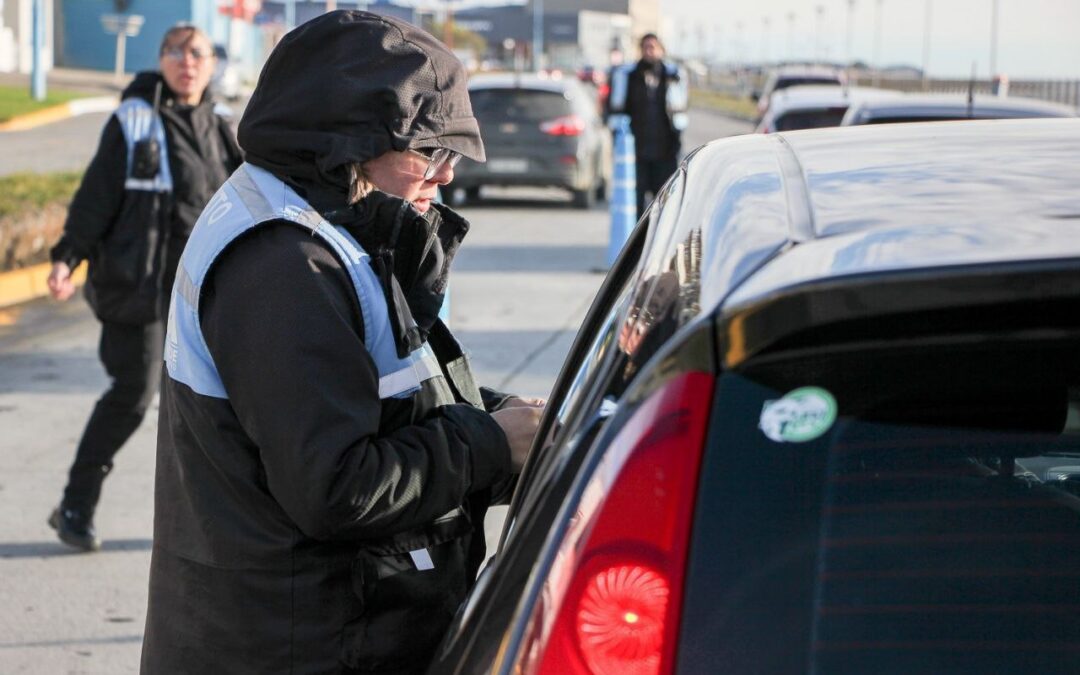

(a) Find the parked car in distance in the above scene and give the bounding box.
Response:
[428,118,1080,675]
[451,72,611,208]
[842,92,1078,125]
[755,65,846,117]
[755,84,900,133]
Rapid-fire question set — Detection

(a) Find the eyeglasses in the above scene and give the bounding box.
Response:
[412,147,462,181]
[161,47,213,63]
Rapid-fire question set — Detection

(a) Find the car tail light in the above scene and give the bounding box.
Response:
[514,371,715,675]
[540,114,586,136]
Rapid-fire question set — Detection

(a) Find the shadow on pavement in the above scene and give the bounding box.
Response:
[0,634,143,649]
[0,538,152,559]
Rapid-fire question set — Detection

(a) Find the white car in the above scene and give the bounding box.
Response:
[755,84,902,134]
[755,65,846,118]
[841,93,1078,126]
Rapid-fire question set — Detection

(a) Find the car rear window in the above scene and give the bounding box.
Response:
[469,88,572,122]
[775,106,849,131]
[775,76,841,91]
[681,338,1080,674]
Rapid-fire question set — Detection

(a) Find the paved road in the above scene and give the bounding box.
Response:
[0,108,752,673]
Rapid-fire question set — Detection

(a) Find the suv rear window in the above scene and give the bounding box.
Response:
[776,106,849,131]
[469,88,571,122]
[775,76,841,91]
[681,337,1080,674]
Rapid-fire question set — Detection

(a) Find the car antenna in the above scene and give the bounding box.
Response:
[967,61,976,118]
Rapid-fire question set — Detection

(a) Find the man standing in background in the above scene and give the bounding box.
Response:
[609,33,688,219]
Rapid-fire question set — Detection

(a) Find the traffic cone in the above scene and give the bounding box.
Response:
[607,114,637,267]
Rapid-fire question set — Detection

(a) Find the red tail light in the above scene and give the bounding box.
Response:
[515,371,715,675]
[540,114,586,136]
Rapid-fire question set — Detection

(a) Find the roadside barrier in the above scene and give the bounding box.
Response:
[607,114,636,266]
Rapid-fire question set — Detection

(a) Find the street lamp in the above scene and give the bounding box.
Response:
[786,11,796,62]
[761,17,771,65]
[989,0,1000,77]
[922,0,932,88]
[814,5,825,64]
[845,0,856,68]
[872,0,883,85]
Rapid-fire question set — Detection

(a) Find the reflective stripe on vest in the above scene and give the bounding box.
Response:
[164,162,440,400]
[115,98,173,192]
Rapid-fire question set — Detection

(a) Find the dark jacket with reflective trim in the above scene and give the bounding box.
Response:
[142,197,514,675]
[50,71,242,324]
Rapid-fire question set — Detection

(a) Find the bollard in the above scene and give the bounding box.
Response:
[606,114,637,267]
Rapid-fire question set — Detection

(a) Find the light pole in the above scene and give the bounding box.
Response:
[922,0,932,88]
[814,5,825,64]
[989,0,1000,77]
[532,0,543,70]
[761,17,771,65]
[786,11,796,62]
[845,0,856,68]
[872,0,883,85]
[30,0,45,101]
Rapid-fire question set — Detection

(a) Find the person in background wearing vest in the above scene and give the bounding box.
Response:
[140,11,543,674]
[610,33,689,219]
[45,24,242,552]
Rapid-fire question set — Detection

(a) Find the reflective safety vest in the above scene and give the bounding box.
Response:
[164,162,442,400]
[114,97,173,192]
[607,61,690,131]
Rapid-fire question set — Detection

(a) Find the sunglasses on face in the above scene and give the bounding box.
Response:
[161,47,212,63]
[412,147,462,181]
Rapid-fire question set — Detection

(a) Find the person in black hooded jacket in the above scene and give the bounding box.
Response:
[45,24,242,552]
[141,11,543,675]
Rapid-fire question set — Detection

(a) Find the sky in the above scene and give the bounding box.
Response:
[657,0,1080,79]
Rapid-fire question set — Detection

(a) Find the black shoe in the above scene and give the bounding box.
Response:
[48,506,101,552]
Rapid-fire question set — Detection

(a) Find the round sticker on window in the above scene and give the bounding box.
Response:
[759,387,837,443]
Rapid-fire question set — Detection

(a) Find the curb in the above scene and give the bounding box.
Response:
[0,261,86,309]
[0,96,118,132]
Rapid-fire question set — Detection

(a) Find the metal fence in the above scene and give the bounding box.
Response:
[849,76,1080,109]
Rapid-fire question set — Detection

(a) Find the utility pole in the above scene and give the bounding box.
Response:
[30,0,46,100]
[814,5,825,64]
[845,0,856,68]
[872,0,883,85]
[532,0,543,70]
[786,12,795,62]
[989,0,999,77]
[443,0,454,50]
[761,17,770,65]
[922,0,932,89]
[285,0,296,30]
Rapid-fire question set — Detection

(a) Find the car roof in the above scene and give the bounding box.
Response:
[467,72,580,94]
[766,85,901,115]
[770,65,844,80]
[678,118,1080,314]
[845,93,1078,120]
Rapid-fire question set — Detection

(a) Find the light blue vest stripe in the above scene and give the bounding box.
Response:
[165,162,439,401]
[115,98,173,192]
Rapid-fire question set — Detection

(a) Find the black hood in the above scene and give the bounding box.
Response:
[238,10,485,200]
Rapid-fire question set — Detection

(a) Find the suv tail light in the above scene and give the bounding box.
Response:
[540,114,586,136]
[515,371,715,675]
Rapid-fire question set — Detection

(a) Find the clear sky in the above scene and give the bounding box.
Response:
[657,0,1080,79]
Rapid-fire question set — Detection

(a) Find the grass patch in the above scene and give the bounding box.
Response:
[0,171,83,220]
[690,88,760,121]
[0,85,86,122]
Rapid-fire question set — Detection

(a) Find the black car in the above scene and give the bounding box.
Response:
[451,73,611,208]
[429,118,1080,674]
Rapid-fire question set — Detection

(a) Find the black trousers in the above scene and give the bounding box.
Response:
[635,156,679,220]
[62,319,163,513]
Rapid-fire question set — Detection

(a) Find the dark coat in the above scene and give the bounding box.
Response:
[50,71,242,324]
[624,59,682,161]
[141,196,515,675]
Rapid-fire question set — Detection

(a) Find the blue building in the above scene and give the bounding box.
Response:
[56,0,263,79]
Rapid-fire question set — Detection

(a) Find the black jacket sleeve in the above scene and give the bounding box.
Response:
[199,222,512,541]
[49,117,127,270]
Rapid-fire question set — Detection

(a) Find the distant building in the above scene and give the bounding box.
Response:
[49,0,264,82]
[1,0,55,74]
